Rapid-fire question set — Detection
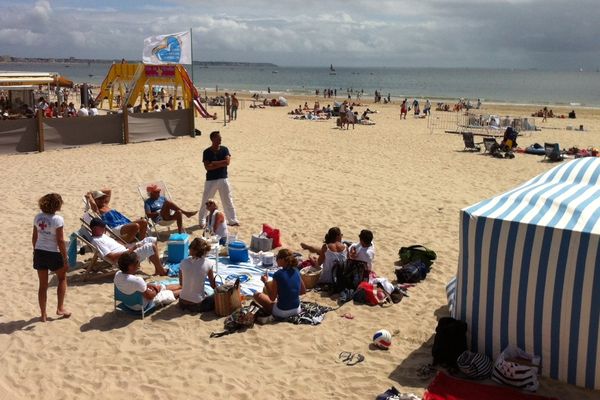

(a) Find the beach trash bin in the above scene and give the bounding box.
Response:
[167,233,190,263]
[228,240,249,263]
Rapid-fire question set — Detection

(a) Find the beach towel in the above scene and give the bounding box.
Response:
[276,301,335,325]
[423,372,558,400]
[163,257,276,297]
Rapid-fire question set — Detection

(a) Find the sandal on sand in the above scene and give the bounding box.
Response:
[340,313,354,320]
[337,351,352,364]
[346,353,365,366]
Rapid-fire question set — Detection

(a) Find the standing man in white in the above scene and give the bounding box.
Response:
[198,131,239,228]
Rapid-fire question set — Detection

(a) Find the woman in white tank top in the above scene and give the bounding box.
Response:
[206,199,228,245]
[301,227,347,284]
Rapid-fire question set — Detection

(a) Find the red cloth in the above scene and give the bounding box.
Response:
[423,372,558,400]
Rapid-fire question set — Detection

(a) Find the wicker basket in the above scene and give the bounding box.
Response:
[300,266,322,289]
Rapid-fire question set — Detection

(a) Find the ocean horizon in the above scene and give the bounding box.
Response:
[2,62,600,108]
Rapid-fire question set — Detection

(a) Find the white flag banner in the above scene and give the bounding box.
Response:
[142,31,192,65]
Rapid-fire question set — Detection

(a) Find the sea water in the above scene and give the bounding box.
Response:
[2,62,600,107]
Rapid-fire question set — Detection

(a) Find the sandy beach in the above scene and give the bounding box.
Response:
[1,96,599,400]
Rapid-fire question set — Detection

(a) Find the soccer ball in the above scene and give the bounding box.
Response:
[373,329,392,349]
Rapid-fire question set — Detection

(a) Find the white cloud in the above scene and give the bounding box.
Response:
[0,0,599,68]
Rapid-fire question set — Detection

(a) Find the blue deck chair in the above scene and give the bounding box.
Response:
[114,286,156,319]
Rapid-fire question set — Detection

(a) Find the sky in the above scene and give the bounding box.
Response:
[0,0,599,69]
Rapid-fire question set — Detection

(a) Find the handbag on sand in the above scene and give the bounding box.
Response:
[214,278,242,317]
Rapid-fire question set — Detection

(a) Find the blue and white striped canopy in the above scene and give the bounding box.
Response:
[454,157,600,389]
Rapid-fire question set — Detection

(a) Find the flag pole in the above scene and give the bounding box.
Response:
[189,27,195,89]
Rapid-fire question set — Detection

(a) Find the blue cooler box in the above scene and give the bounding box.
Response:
[228,240,249,263]
[167,233,190,263]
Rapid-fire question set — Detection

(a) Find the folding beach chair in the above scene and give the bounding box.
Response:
[73,228,118,281]
[544,143,564,162]
[137,181,176,237]
[483,137,498,154]
[114,286,156,320]
[462,132,482,152]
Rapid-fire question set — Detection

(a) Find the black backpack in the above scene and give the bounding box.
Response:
[333,259,368,292]
[395,260,431,283]
[398,245,437,267]
[431,317,468,367]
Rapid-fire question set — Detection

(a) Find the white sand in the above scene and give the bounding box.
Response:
[1,98,599,399]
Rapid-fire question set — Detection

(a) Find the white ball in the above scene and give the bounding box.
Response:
[373,329,392,349]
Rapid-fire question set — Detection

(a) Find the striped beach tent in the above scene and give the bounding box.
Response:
[453,157,600,389]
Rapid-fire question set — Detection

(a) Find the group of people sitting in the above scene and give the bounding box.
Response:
[82,185,229,275]
[110,225,375,320]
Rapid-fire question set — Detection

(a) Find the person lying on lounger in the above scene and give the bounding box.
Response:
[89,217,167,275]
[86,189,147,242]
[144,184,197,234]
[253,249,306,318]
[116,252,180,310]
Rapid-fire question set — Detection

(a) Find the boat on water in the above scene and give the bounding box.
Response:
[272,70,278,74]
[329,64,336,75]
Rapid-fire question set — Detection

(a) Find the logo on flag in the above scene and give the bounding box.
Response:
[143,31,192,65]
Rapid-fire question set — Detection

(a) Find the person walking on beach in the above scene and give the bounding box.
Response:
[231,93,239,120]
[400,99,408,119]
[198,131,239,228]
[32,193,71,322]
[542,107,548,122]
[224,93,231,122]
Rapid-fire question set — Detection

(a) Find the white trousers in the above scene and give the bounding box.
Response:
[198,178,238,225]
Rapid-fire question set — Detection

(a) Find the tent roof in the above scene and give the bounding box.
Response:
[463,157,600,234]
[0,71,58,86]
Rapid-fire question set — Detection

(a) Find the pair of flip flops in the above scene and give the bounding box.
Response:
[338,351,365,366]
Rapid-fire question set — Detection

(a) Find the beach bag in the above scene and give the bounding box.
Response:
[334,259,368,292]
[432,317,467,367]
[395,260,430,283]
[262,224,282,248]
[353,281,392,306]
[214,278,242,317]
[457,351,493,380]
[491,345,540,392]
[250,233,273,252]
[399,245,437,267]
[224,304,259,331]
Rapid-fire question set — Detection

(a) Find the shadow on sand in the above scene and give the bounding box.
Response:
[387,305,450,389]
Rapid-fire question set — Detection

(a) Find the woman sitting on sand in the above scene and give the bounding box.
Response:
[86,189,147,242]
[253,249,306,318]
[179,238,217,313]
[301,227,347,284]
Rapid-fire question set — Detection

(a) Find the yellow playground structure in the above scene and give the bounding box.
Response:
[95,63,214,118]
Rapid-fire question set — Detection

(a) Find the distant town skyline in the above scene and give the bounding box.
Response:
[1,0,599,70]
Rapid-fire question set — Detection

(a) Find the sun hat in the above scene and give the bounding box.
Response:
[91,190,107,199]
[146,184,160,193]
